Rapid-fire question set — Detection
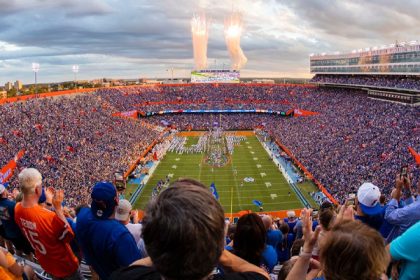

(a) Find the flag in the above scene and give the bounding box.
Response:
[153,152,158,161]
[252,200,263,207]
[408,147,420,165]
[34,124,43,131]
[66,145,75,153]
[210,183,219,200]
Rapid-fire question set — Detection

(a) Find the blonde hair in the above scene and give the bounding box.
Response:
[18,168,42,195]
[320,220,389,280]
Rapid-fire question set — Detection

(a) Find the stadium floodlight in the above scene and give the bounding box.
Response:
[32,63,40,97]
[72,65,79,89]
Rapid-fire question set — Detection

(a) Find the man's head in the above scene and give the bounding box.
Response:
[357,182,382,216]
[90,182,118,219]
[18,168,43,198]
[115,199,132,223]
[261,215,273,230]
[142,178,225,280]
[320,220,388,280]
[287,210,296,221]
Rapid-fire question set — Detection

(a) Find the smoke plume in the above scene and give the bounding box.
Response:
[224,12,247,70]
[191,13,209,70]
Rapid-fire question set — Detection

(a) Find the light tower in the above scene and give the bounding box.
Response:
[72,65,79,89]
[32,63,40,97]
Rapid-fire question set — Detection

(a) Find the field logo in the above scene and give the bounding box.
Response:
[244,177,254,183]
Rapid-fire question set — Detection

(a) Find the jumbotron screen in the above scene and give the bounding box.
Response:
[191,69,240,83]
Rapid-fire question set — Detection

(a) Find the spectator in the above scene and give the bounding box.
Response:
[388,220,420,280]
[115,199,144,246]
[277,222,294,264]
[231,213,278,273]
[0,184,33,258]
[355,182,384,231]
[110,178,269,280]
[0,246,34,280]
[385,176,420,242]
[286,208,389,280]
[76,182,141,280]
[262,215,282,249]
[15,168,80,280]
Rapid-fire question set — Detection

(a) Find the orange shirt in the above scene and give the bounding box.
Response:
[14,203,78,278]
[0,250,22,280]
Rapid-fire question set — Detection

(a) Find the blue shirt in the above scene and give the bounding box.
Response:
[355,213,384,231]
[261,245,277,273]
[266,229,282,249]
[390,221,420,280]
[76,208,141,280]
[0,198,24,239]
[385,198,420,240]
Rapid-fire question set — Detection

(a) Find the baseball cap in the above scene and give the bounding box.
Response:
[357,182,382,216]
[287,210,296,218]
[0,184,5,195]
[91,182,118,219]
[115,199,132,221]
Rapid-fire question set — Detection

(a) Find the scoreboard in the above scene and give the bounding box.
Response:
[191,69,240,83]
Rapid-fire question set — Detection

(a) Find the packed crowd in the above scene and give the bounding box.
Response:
[311,74,420,91]
[0,171,419,280]
[95,85,298,112]
[0,95,159,207]
[112,86,418,202]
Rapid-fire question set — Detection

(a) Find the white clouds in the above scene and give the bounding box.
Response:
[0,0,418,84]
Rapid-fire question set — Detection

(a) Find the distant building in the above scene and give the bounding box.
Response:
[4,82,13,91]
[0,91,7,99]
[14,80,23,90]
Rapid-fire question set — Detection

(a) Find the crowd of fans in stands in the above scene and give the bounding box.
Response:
[0,95,160,207]
[97,85,419,202]
[311,74,420,91]
[0,84,418,279]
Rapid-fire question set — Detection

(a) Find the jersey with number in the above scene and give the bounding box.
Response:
[14,203,79,278]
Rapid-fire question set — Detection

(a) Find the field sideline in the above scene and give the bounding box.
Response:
[133,133,304,213]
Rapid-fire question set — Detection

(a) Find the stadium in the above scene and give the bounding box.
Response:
[0,1,419,280]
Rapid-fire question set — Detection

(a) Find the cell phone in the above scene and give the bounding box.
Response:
[346,193,356,206]
[400,166,408,178]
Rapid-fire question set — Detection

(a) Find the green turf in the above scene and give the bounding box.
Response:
[133,134,304,213]
[184,136,200,147]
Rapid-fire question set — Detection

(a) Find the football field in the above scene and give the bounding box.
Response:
[133,132,304,213]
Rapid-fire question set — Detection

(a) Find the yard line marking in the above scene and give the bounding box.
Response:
[260,173,266,177]
[253,157,258,161]
[256,164,262,168]
[265,182,272,187]
[171,165,177,169]
[167,173,174,178]
[270,194,278,200]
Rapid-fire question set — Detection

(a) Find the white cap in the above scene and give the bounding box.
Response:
[287,210,296,218]
[115,199,132,221]
[357,182,382,216]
